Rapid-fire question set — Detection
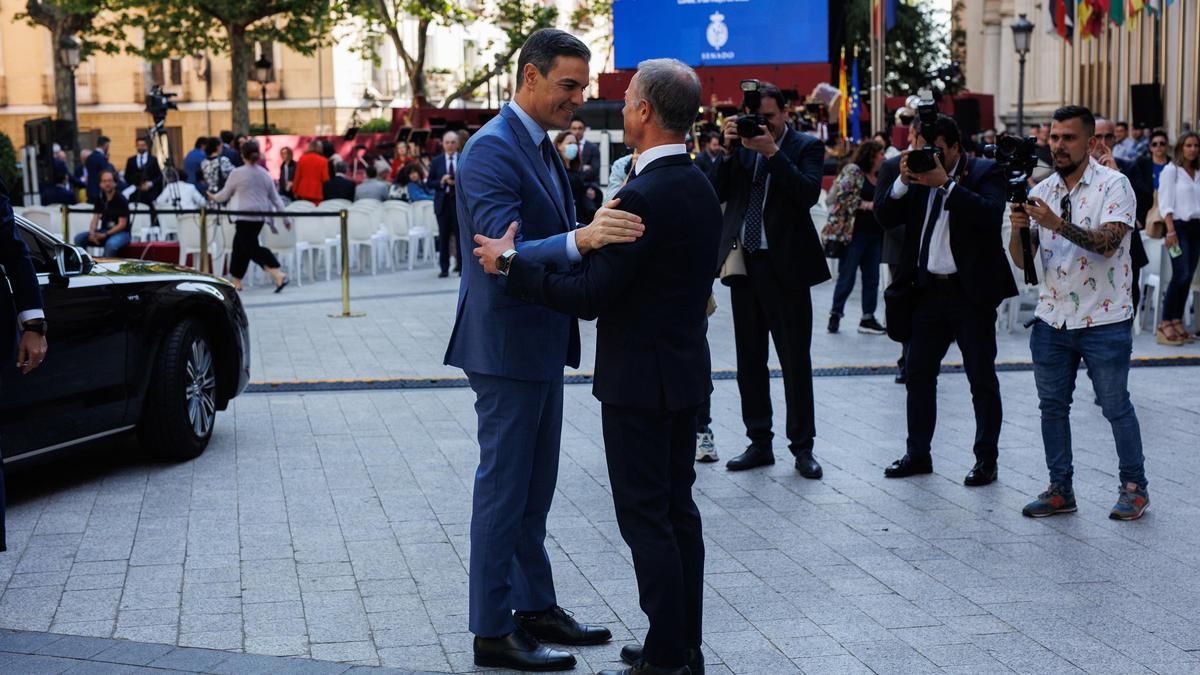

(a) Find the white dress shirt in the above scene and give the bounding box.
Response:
[633,143,687,175]
[1157,162,1200,222]
[889,159,960,275]
[136,152,148,170]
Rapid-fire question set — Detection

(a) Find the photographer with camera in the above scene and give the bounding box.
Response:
[1009,105,1149,521]
[711,80,829,478]
[876,110,1016,487]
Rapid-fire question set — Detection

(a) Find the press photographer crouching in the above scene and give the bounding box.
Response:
[876,112,1017,486]
[1008,105,1149,521]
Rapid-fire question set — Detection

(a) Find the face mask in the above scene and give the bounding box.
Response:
[564,143,579,161]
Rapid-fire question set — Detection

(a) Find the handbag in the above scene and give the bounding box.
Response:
[823,238,847,259]
[883,279,917,343]
[1145,194,1166,238]
[719,240,747,286]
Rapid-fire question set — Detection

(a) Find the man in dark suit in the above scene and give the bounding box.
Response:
[475,58,719,675]
[876,114,1016,485]
[693,132,724,179]
[123,136,164,205]
[85,136,114,203]
[711,82,830,478]
[322,160,357,201]
[0,179,48,551]
[569,115,601,185]
[426,130,462,277]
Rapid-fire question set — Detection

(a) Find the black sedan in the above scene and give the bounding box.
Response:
[1,216,250,464]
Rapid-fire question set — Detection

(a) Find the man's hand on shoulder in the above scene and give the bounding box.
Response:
[575,197,645,254]
[473,222,518,275]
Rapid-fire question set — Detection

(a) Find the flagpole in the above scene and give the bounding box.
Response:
[1175,1,1184,133]
[1194,0,1200,128]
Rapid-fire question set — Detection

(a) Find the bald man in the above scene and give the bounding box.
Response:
[428,130,463,277]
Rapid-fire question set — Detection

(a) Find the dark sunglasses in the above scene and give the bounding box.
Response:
[1098,133,1116,141]
[1151,141,1168,147]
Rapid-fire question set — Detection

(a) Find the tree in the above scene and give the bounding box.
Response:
[94,0,345,134]
[845,0,962,99]
[20,1,104,137]
[351,0,556,111]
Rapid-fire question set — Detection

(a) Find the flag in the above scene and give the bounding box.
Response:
[872,0,898,37]
[1110,0,1124,25]
[838,47,848,139]
[1146,0,1161,14]
[1078,0,1107,38]
[1049,0,1075,39]
[850,55,862,143]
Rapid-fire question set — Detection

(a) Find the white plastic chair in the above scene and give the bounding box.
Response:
[346,208,385,274]
[321,198,353,212]
[315,203,346,275]
[262,222,307,286]
[21,208,52,230]
[127,202,155,242]
[1141,232,1167,333]
[411,201,437,264]
[177,213,228,273]
[65,205,93,244]
[381,201,419,269]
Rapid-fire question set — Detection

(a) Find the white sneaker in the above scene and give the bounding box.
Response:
[695,430,718,463]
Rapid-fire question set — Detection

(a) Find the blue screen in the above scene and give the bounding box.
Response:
[613,0,829,69]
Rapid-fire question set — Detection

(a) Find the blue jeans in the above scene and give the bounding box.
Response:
[1164,218,1200,321]
[74,230,131,257]
[1030,318,1146,489]
[830,230,882,317]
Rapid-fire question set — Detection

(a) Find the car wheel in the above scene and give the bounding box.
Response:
[139,319,217,461]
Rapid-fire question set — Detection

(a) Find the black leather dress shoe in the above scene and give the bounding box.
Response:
[794,450,823,480]
[725,445,774,472]
[621,645,704,675]
[515,605,611,646]
[884,455,933,478]
[598,664,689,675]
[963,460,998,486]
[474,629,576,671]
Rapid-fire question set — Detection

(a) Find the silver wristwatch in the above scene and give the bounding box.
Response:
[497,249,518,276]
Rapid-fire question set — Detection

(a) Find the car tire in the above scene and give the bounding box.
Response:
[139,319,217,461]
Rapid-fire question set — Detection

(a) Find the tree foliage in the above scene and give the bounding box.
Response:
[845,0,962,98]
[19,1,109,126]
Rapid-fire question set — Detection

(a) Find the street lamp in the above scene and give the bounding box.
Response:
[1011,13,1035,136]
[252,55,272,132]
[58,34,82,168]
[193,51,212,135]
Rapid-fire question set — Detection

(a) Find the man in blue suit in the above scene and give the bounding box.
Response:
[443,28,645,672]
[84,136,114,203]
[0,179,48,551]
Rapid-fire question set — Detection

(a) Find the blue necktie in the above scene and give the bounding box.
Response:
[743,155,767,252]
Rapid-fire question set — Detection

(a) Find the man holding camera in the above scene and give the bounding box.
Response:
[876,114,1016,486]
[1009,105,1148,521]
[712,82,829,478]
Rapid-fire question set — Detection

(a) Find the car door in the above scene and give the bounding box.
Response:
[0,221,128,459]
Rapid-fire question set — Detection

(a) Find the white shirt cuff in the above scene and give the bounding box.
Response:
[890,179,909,199]
[18,309,45,325]
[567,227,583,263]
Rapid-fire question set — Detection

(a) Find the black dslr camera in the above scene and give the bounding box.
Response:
[145,85,178,127]
[736,79,768,138]
[983,133,1040,285]
[906,88,943,174]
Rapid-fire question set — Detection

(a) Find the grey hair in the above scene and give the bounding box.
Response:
[633,58,701,135]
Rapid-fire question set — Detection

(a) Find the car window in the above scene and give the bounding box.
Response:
[16,222,54,274]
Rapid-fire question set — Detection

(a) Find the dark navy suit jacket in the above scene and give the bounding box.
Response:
[443,104,582,382]
[0,183,45,360]
[425,153,459,217]
[505,153,723,411]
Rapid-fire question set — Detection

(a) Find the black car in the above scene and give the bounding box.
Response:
[1,216,250,464]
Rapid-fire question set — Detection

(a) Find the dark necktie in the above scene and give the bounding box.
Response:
[138,155,145,170]
[916,188,946,287]
[743,155,767,252]
[446,155,455,195]
[539,137,566,211]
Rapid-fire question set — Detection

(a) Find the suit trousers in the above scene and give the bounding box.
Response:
[436,196,459,274]
[905,279,1002,463]
[601,403,704,669]
[730,252,816,453]
[466,372,562,637]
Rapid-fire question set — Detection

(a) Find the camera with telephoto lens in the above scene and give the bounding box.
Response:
[736,79,768,138]
[981,134,1039,204]
[145,85,178,126]
[906,88,943,174]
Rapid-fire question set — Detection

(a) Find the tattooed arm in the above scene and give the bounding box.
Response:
[1046,219,1130,258]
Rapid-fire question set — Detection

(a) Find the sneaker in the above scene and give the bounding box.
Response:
[858,317,886,335]
[1109,482,1149,520]
[1022,484,1077,518]
[827,314,841,333]
[695,427,718,463]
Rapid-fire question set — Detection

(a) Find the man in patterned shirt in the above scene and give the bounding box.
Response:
[1009,105,1149,521]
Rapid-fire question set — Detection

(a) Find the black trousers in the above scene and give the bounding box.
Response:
[730,252,816,453]
[601,403,703,669]
[436,199,459,274]
[890,263,910,374]
[905,279,1002,463]
[230,221,281,280]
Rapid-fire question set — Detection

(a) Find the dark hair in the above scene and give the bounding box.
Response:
[96,135,110,147]
[927,114,961,149]
[136,136,149,146]
[1115,121,1129,131]
[1051,105,1097,137]
[280,146,293,159]
[220,130,235,144]
[194,136,207,149]
[554,131,581,171]
[366,165,378,179]
[240,140,261,163]
[400,161,424,186]
[1173,131,1200,171]
[634,58,702,135]
[515,29,590,91]
[204,137,222,155]
[98,168,117,183]
[757,82,787,111]
[1151,128,1170,143]
[873,131,891,148]
[570,115,586,127]
[853,140,884,173]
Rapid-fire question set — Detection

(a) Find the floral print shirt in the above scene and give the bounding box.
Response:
[823,163,864,242]
[1029,158,1136,330]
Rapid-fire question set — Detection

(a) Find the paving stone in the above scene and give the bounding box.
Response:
[90,639,175,666]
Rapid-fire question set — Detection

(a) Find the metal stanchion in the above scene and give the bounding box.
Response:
[60,204,69,242]
[330,209,364,318]
[199,207,209,274]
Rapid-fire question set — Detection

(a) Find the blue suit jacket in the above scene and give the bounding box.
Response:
[444,104,580,382]
[0,183,44,360]
[84,150,113,202]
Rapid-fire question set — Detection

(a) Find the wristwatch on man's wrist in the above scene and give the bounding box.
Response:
[497,249,518,277]
[22,319,46,336]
